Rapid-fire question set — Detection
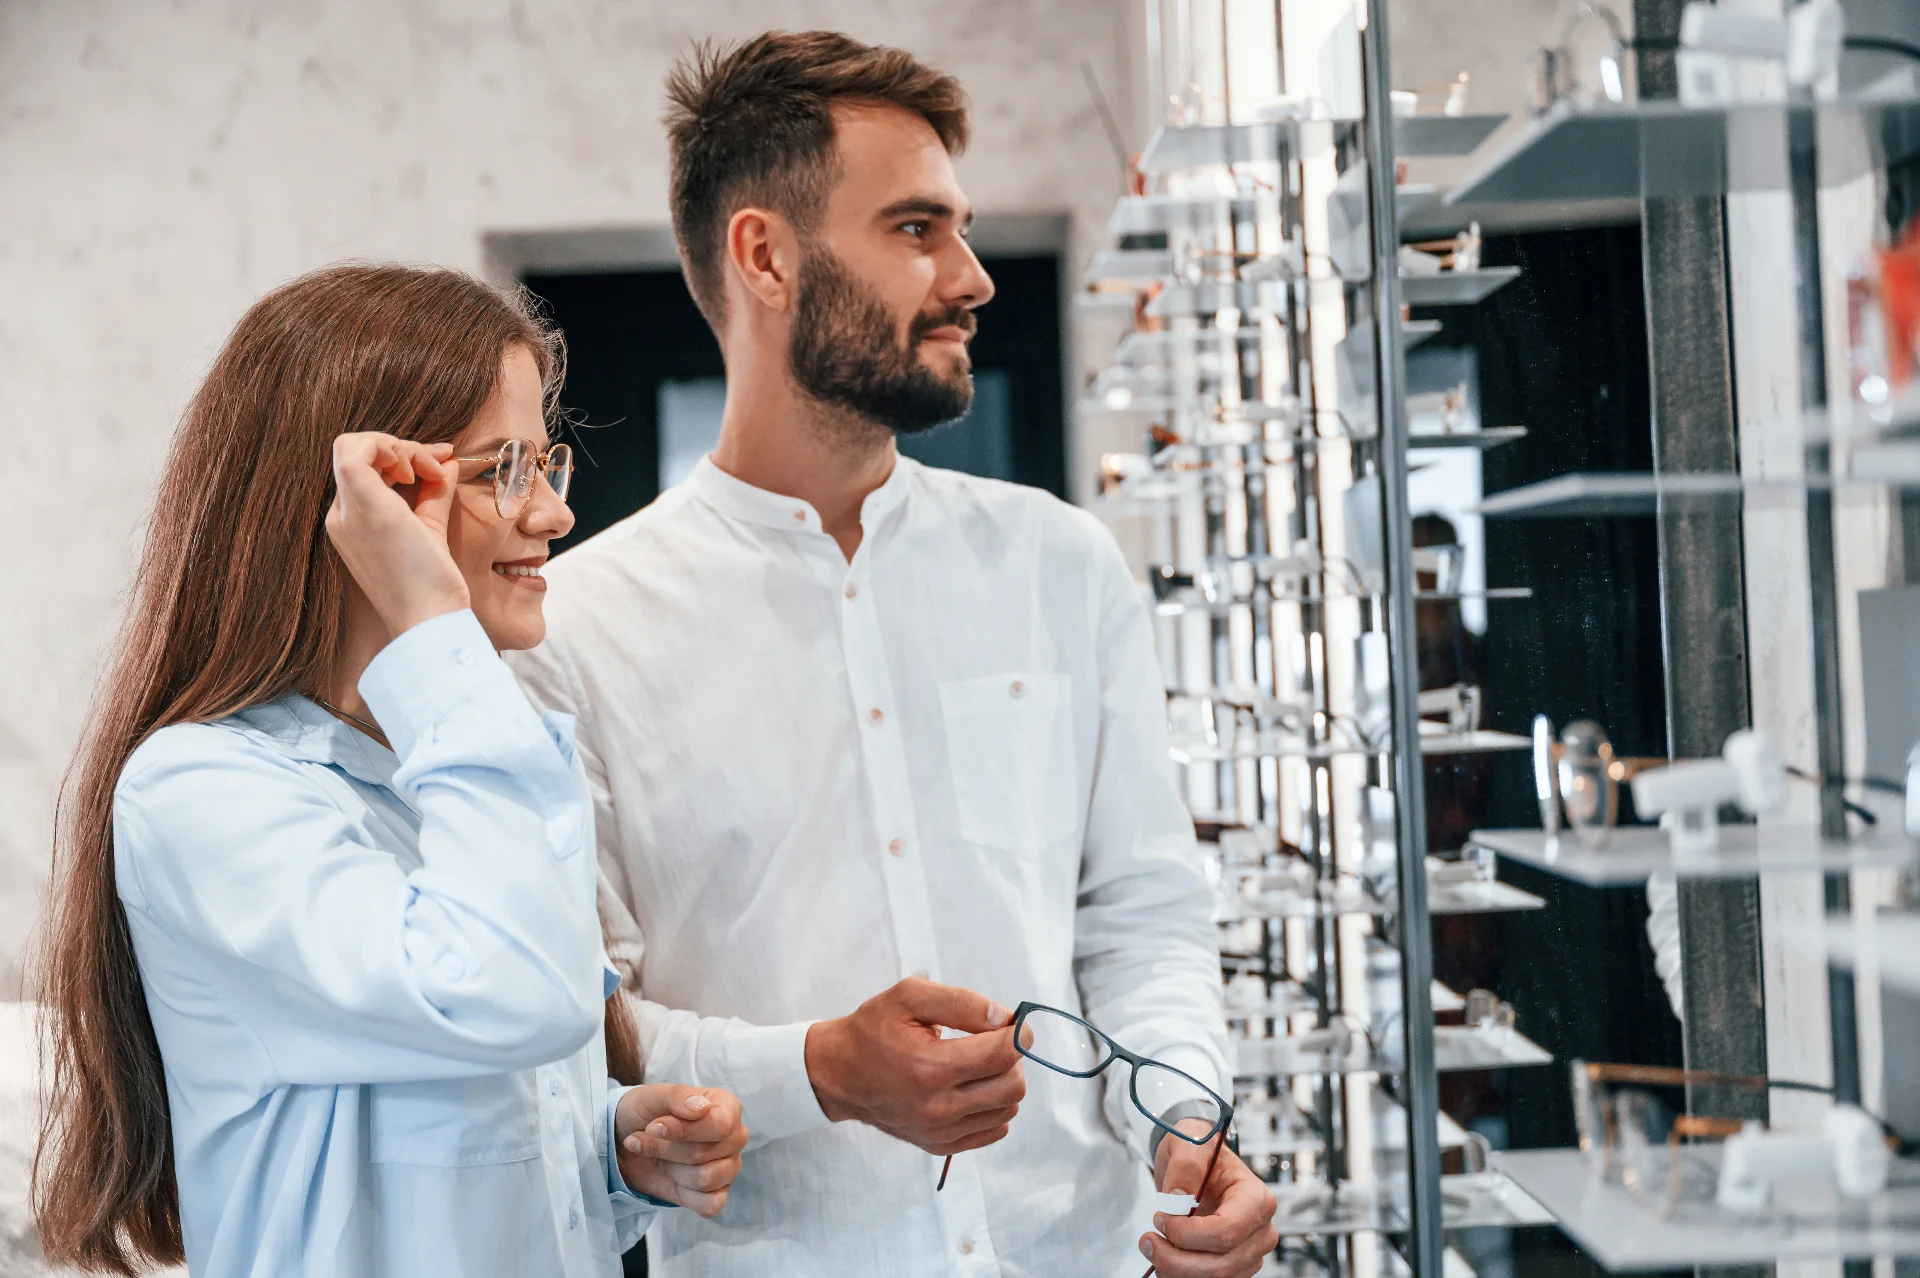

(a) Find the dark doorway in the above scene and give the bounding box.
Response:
[524,254,1067,554]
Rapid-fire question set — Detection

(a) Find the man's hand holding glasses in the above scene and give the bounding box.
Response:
[803,976,1028,1156]
[1145,1116,1280,1278]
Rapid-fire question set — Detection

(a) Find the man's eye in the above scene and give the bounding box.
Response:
[901,220,929,238]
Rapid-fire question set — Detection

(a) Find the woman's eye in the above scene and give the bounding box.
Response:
[475,465,498,483]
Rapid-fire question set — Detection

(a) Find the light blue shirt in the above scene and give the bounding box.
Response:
[114,610,663,1277]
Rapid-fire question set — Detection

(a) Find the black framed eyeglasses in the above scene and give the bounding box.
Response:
[937,1000,1233,1187]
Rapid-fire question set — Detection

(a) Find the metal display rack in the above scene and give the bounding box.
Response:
[1083,3,1554,1274]
[1091,4,1920,1276]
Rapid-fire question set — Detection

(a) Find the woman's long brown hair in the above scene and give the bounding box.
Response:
[32,263,641,1272]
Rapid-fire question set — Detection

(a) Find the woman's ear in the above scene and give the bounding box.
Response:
[724,207,800,315]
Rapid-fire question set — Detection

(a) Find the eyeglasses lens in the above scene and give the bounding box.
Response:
[494,439,533,518]
[1018,1008,1107,1075]
[1610,1089,1671,1201]
[1558,720,1614,837]
[546,443,573,502]
[1135,1062,1225,1143]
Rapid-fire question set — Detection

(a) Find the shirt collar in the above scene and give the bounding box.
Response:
[232,694,401,792]
[685,453,917,538]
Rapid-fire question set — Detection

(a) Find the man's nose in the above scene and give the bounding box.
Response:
[941,237,995,310]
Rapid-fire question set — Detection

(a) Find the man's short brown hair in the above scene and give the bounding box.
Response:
[664,31,970,331]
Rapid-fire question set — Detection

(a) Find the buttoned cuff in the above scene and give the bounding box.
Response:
[358,609,521,760]
[719,1019,830,1145]
[604,1083,678,1209]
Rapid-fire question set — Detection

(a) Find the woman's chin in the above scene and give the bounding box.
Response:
[472,599,546,653]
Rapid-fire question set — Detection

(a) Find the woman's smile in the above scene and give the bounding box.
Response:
[493,557,548,592]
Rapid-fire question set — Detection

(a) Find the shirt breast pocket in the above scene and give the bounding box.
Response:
[938,672,1078,856]
[367,1071,541,1167]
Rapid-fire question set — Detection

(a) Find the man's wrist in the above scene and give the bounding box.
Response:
[802,1018,855,1124]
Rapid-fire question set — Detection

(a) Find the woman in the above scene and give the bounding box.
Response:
[32,264,746,1276]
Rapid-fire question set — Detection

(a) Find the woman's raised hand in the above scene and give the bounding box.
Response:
[324,433,472,637]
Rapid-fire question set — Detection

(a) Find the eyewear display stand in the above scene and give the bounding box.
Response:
[1425,16,1920,1278]
[1088,2,1546,1274]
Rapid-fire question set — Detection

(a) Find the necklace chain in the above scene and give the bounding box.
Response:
[308,692,389,745]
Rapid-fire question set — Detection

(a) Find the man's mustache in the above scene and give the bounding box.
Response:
[909,308,977,343]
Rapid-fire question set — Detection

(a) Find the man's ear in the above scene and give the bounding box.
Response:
[724,207,800,315]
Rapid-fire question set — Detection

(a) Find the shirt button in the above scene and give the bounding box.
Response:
[549,1077,560,1097]
[455,647,476,667]
[1009,680,1025,698]
[959,1239,975,1256]
[888,838,905,857]
[868,708,885,727]
[844,582,858,600]
[792,508,807,523]
[568,1207,579,1230]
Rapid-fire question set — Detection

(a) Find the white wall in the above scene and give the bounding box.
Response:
[0,0,1144,997]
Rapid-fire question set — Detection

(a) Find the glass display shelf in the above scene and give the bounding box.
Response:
[1223,981,1317,1021]
[1148,277,1297,318]
[1149,586,1534,616]
[1408,426,1528,451]
[1232,1024,1552,1077]
[1109,192,1264,237]
[1493,1147,1920,1271]
[1445,93,1920,207]
[1083,248,1174,285]
[1400,266,1522,306]
[1477,473,1745,517]
[1470,820,1920,887]
[1271,1172,1554,1236]
[1113,327,1277,366]
[1172,725,1531,765]
[1237,1089,1474,1161]
[1429,877,1549,915]
[1337,319,1444,366]
[1820,910,1920,996]
[1395,113,1508,157]
[1213,870,1546,921]
[1139,119,1301,173]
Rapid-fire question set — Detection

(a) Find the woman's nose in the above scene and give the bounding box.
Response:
[520,476,575,539]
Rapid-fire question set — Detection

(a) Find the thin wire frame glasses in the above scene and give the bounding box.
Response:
[451,438,573,519]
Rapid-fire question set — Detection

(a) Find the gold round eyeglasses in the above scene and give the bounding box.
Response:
[451,439,573,519]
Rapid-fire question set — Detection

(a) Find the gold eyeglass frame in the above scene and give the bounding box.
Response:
[451,438,573,519]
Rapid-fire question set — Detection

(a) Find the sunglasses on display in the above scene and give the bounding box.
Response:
[451,438,574,519]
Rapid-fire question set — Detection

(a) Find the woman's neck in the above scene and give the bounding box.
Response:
[315,585,396,738]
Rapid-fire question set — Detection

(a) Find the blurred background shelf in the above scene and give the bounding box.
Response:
[1471,822,1920,886]
[1494,1148,1920,1270]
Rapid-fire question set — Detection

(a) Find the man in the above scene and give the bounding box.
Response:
[509,31,1279,1278]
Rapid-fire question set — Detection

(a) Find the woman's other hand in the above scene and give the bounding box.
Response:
[324,433,471,635]
[614,1085,749,1218]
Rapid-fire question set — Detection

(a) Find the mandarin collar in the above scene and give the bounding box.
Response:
[685,453,916,538]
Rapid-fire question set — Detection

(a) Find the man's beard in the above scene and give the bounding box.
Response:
[788,244,975,435]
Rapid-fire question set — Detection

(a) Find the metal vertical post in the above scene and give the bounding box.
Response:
[1788,103,1863,1116]
[1358,1,1443,1271]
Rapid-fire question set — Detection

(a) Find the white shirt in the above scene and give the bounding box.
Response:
[508,456,1225,1278]
[117,611,661,1277]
